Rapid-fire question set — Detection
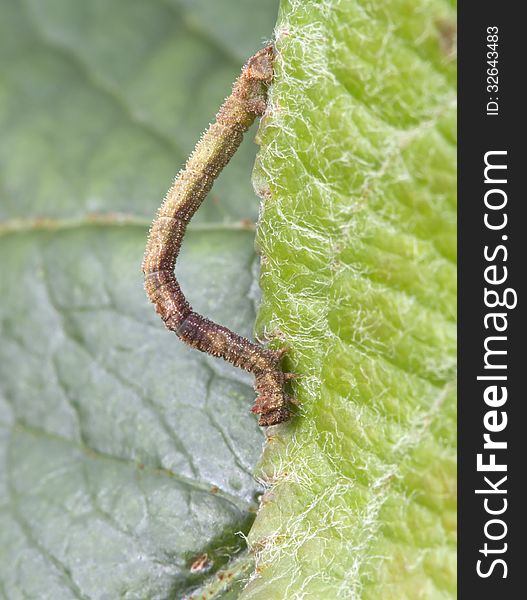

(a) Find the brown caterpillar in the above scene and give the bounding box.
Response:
[142,46,293,426]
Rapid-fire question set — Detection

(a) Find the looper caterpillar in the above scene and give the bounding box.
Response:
[142,46,294,426]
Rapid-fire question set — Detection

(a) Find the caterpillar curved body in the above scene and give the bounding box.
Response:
[142,46,293,426]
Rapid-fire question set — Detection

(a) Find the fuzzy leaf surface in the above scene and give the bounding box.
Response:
[243,0,457,597]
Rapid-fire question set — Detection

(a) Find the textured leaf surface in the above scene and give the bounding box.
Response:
[0,0,278,597]
[243,0,457,598]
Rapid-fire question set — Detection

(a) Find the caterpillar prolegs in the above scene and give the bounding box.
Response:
[142,46,294,426]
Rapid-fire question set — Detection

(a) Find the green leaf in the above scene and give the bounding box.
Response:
[243,0,457,598]
[1,0,457,596]
[0,0,278,597]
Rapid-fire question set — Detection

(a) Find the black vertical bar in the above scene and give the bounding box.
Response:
[458,2,523,596]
